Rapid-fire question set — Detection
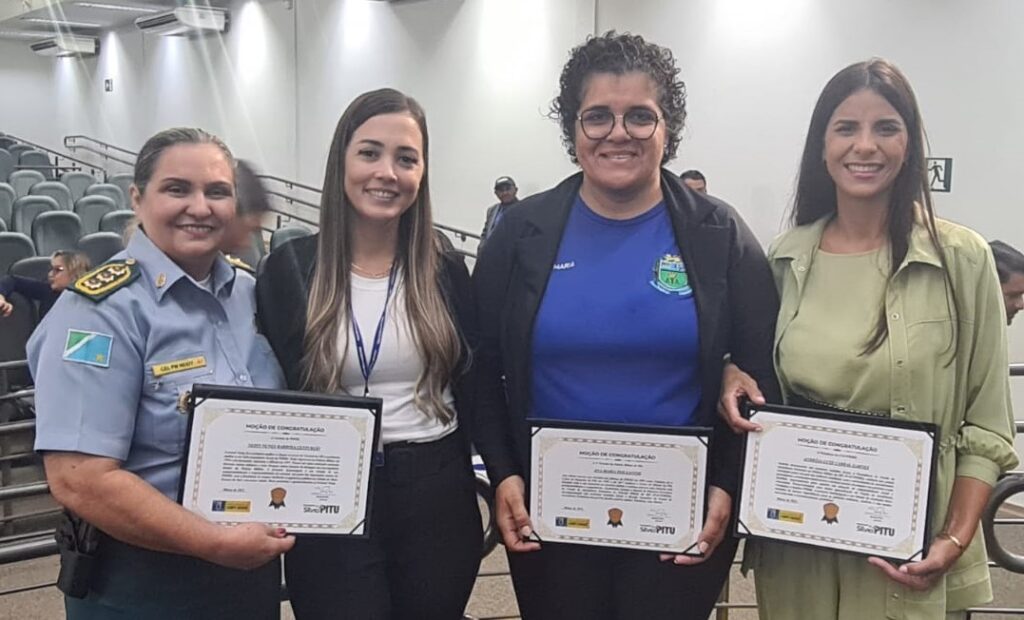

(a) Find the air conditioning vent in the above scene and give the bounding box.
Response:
[135,7,228,36]
[30,35,98,57]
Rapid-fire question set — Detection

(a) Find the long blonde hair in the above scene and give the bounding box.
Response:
[303,88,461,423]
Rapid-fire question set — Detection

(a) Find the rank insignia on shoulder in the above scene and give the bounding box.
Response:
[70,260,140,302]
[225,254,255,274]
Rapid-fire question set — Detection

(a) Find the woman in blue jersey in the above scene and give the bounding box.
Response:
[473,31,780,618]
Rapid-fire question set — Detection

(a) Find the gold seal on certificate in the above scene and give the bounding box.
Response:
[735,403,937,562]
[529,421,710,554]
[178,384,381,536]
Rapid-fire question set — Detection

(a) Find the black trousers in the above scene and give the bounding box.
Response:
[508,535,739,620]
[285,429,483,620]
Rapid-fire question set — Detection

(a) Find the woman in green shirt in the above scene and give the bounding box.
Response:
[719,59,1018,619]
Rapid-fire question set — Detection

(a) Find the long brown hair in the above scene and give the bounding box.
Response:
[302,88,461,423]
[792,59,958,356]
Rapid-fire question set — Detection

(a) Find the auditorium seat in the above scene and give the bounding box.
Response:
[0,137,15,151]
[107,173,133,203]
[0,218,5,232]
[32,211,82,256]
[19,150,54,180]
[61,171,97,202]
[0,149,14,183]
[98,210,134,236]
[86,183,126,209]
[7,144,32,160]
[270,225,313,251]
[30,181,73,211]
[77,232,124,266]
[74,195,118,235]
[9,256,52,281]
[8,170,45,198]
[0,183,14,229]
[0,232,34,274]
[11,195,58,235]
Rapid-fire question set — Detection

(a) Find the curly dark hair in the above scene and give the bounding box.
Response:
[550,31,687,165]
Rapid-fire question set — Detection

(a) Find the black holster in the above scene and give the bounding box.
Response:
[54,510,100,599]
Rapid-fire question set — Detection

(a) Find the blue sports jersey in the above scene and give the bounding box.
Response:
[530,195,701,426]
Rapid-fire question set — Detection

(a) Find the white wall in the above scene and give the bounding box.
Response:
[0,39,66,149]
[293,0,593,231]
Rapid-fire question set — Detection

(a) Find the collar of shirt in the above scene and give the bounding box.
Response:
[126,230,237,301]
[771,206,943,274]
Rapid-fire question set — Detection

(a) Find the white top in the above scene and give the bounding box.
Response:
[340,271,457,444]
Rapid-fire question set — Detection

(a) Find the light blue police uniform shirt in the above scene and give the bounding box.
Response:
[28,231,285,500]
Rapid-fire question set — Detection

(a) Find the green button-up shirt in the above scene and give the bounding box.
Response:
[766,215,1018,612]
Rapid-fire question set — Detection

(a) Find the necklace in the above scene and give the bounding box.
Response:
[351,262,393,279]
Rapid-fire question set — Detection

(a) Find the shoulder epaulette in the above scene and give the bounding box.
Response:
[70,259,140,302]
[225,254,255,274]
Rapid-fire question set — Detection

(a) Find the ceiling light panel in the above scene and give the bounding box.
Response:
[75,3,161,13]
[21,17,103,28]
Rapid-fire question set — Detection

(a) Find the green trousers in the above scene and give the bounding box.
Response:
[753,541,968,620]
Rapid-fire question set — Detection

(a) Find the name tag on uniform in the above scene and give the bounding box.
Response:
[152,356,207,378]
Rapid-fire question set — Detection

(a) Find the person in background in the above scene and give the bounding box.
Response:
[718,59,1018,620]
[0,250,91,318]
[479,175,519,247]
[679,169,707,193]
[220,159,272,272]
[989,240,1024,325]
[474,31,778,619]
[28,127,292,619]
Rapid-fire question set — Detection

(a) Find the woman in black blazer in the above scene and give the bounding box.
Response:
[257,88,514,620]
[473,32,780,619]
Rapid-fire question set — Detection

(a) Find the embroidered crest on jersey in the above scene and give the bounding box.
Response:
[70,260,140,302]
[650,254,692,296]
[63,329,113,368]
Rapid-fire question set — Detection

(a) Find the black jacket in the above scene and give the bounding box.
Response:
[255,234,516,480]
[472,170,781,496]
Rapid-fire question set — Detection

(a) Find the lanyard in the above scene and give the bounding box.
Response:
[351,266,397,397]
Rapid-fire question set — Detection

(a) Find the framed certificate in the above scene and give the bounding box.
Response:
[735,402,937,562]
[178,384,382,536]
[529,420,711,554]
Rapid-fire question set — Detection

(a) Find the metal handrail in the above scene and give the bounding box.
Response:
[0,420,35,436]
[61,134,136,156]
[0,535,56,565]
[61,144,135,169]
[436,222,482,242]
[3,134,108,178]
[0,482,48,502]
[0,389,35,403]
[256,174,323,195]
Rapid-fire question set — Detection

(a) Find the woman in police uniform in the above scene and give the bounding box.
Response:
[28,127,294,619]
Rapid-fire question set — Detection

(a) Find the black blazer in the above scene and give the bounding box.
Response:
[255,234,517,477]
[472,170,781,496]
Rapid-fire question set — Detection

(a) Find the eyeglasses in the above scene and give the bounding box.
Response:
[577,107,663,141]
